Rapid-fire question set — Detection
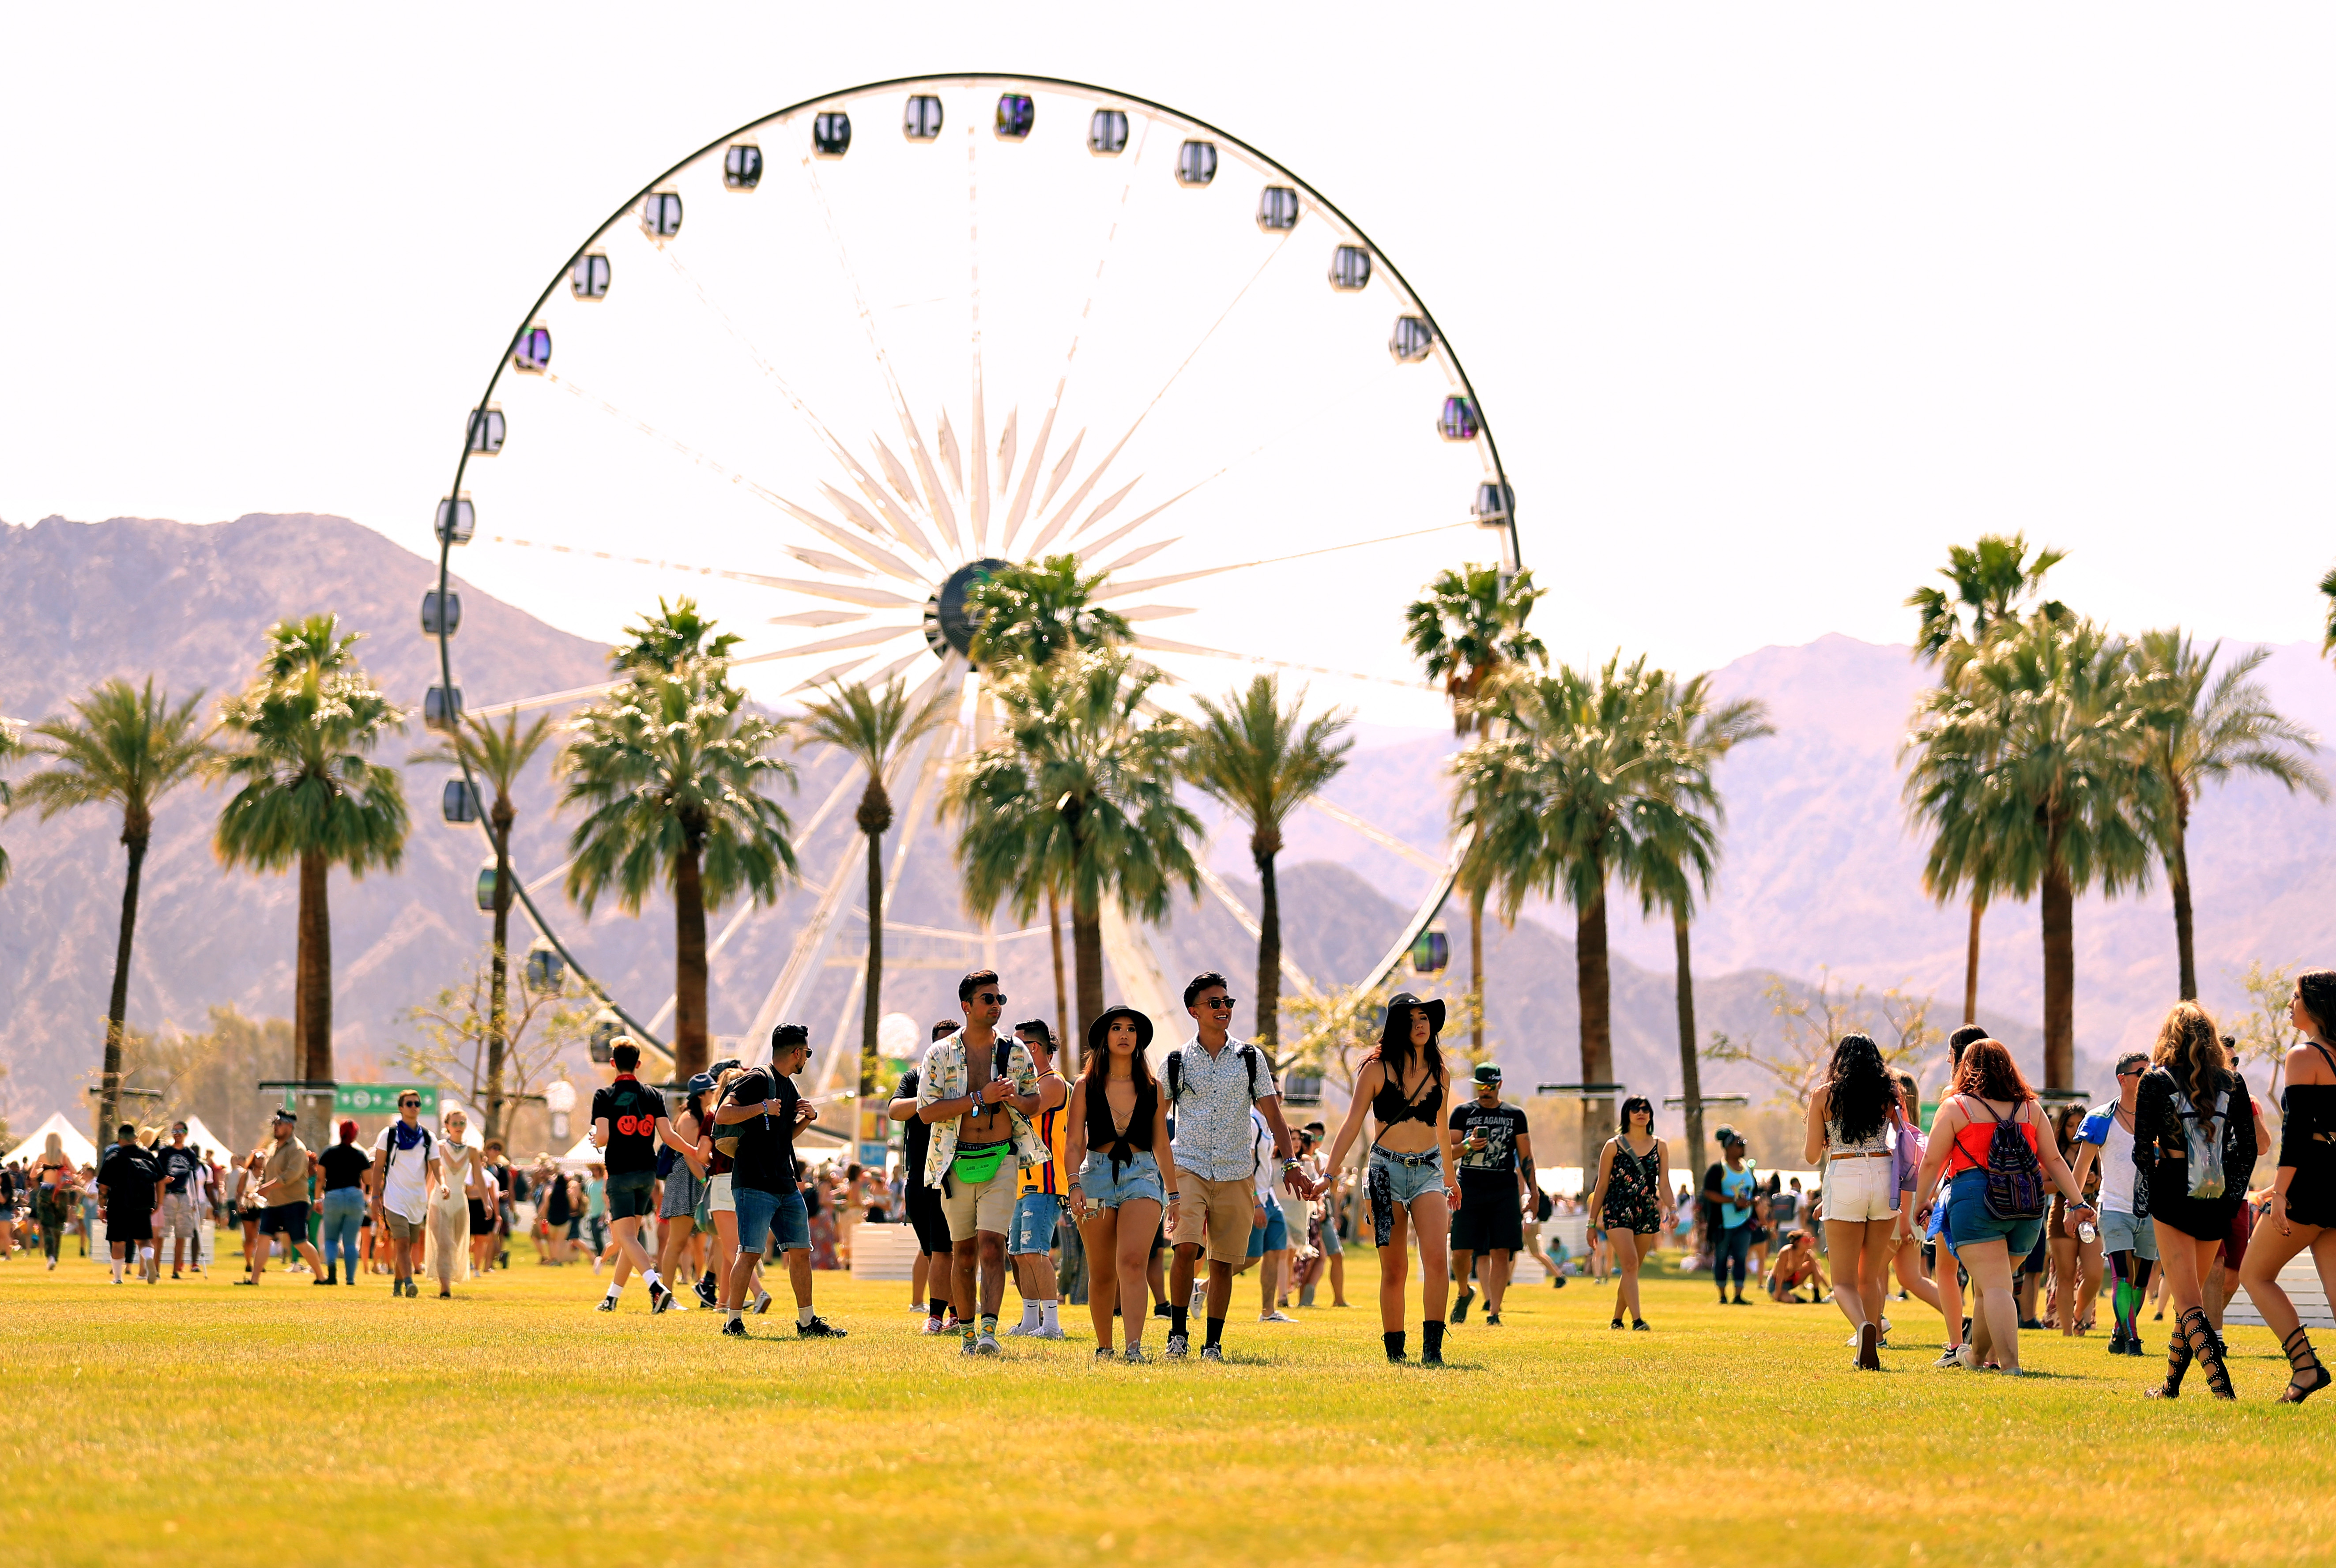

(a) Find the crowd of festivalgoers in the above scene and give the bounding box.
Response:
[10,961,2332,1399]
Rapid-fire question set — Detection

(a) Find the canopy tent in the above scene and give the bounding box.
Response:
[8,1111,99,1171]
[178,1115,243,1163]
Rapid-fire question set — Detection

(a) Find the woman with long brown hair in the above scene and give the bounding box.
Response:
[1911,1038,2096,1376]
[2133,1002,2257,1398]
[1321,992,1457,1364]
[2046,1102,2103,1335]
[2239,967,2336,1402]
[1064,1005,1177,1362]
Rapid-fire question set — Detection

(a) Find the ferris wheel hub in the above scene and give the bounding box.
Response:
[923,557,1009,661]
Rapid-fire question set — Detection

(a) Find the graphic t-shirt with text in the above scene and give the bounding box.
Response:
[1449,1101,1531,1192]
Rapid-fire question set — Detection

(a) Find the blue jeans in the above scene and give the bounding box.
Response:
[1714,1222,1752,1293]
[734,1186,810,1255]
[319,1189,365,1279]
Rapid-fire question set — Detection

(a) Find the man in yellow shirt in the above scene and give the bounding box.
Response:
[1004,1020,1070,1339]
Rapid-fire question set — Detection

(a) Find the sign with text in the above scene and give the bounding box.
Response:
[333,1084,439,1117]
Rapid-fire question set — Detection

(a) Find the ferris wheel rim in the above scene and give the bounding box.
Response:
[430,72,1524,1060]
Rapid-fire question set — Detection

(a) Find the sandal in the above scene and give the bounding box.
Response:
[2281,1328,2332,1406]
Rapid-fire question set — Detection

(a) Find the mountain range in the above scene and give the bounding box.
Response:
[5,512,2329,1145]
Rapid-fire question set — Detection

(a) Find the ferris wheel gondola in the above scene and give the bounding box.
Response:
[427,74,1521,1072]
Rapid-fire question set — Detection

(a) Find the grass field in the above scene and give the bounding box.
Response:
[4,1239,2332,1568]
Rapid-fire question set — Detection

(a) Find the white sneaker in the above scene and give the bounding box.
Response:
[1003,1321,1034,1337]
[1189,1284,1206,1318]
[1259,1311,1298,1324]
[1034,1325,1066,1340]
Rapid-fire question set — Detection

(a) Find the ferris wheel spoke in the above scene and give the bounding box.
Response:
[655,247,936,560]
[1129,632,1436,694]
[1193,860,1322,998]
[963,120,994,554]
[996,118,1157,560]
[1093,518,1482,604]
[536,371,931,587]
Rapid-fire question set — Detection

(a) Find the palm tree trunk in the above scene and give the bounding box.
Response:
[1254,838,1281,1053]
[1070,890,1105,1052]
[1470,885,1486,1059]
[1963,899,1984,1025]
[673,837,709,1079]
[2040,841,2075,1095]
[486,810,512,1144]
[1048,888,1070,1071]
[1673,911,1704,1179]
[2169,802,2197,1002]
[860,826,883,1097]
[298,846,333,1087]
[1576,874,1613,1170]
[98,828,148,1142]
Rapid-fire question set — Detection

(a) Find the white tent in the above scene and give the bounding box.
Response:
[178,1115,245,1163]
[8,1111,98,1171]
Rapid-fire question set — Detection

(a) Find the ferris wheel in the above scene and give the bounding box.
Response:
[425,74,1522,1082]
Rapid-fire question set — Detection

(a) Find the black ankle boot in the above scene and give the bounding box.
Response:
[1383,1330,1406,1363]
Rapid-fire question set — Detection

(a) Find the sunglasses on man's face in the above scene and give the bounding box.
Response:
[973,992,1007,1006]
[1202,995,1236,1010]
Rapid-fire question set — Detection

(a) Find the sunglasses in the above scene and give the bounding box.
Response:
[1202,996,1236,1010]
[973,992,1007,1006]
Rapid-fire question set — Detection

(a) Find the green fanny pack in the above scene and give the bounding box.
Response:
[951,1141,1012,1186]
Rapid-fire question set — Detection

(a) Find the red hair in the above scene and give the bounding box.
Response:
[1951,1038,2032,1104]
[338,1119,359,1144]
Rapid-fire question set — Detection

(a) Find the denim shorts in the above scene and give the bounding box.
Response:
[1009,1191,1061,1256]
[1245,1201,1289,1258]
[733,1185,810,1255]
[2098,1208,2158,1261]
[1076,1151,1164,1210]
[1943,1170,2043,1259]
[1367,1146,1447,1246]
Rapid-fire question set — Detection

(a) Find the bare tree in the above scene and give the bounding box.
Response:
[1707,968,1943,1111]
[2229,959,2304,1105]
[396,948,596,1143]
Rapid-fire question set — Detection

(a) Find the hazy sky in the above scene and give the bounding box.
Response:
[6,5,2334,701]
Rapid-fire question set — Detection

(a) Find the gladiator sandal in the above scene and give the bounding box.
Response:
[2144,1308,2193,1399]
[2281,1327,2332,1406]
[2186,1307,2236,1401]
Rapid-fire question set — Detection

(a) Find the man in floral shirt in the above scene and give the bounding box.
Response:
[916,969,1051,1356]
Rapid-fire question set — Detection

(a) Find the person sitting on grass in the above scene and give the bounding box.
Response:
[1766,1229,1830,1302]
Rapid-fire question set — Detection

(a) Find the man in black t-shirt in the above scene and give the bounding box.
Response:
[713,1024,844,1339]
[589,1039,683,1314]
[158,1123,203,1281]
[887,1018,963,1332]
[1447,1064,1535,1327]
[97,1124,162,1286]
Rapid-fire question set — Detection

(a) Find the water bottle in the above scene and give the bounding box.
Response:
[2077,1219,2096,1244]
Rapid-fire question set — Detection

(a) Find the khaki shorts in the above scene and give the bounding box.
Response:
[382,1211,425,1243]
[1172,1176,1262,1265]
[939,1156,1020,1241]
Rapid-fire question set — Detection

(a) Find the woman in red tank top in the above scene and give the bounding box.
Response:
[1910,1039,2095,1376]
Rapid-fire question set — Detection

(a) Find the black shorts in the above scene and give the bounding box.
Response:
[260,1202,309,1237]
[108,1210,154,1244]
[1451,1186,1523,1254]
[468,1199,494,1234]
[604,1169,656,1221]
[905,1184,952,1256]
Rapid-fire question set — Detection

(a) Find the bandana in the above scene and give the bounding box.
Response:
[388,1120,428,1152]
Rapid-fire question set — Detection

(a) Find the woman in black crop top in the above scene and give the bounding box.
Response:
[2133,1003,2256,1400]
[1320,991,1455,1364]
[1065,1006,1179,1362]
[2238,969,2336,1403]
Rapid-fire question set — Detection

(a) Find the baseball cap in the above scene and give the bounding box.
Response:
[686,1071,717,1096]
[1714,1123,1743,1146]
[1473,1063,1503,1085]
[272,1108,298,1124]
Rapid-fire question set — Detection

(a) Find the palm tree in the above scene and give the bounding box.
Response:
[1904,613,2156,1090]
[1182,675,1353,1057]
[15,679,213,1138]
[1405,563,1548,1056]
[965,554,1133,669]
[214,617,408,1095]
[946,648,1200,1044]
[2128,630,2325,1000]
[1905,532,2067,1021]
[0,718,21,889]
[1634,675,1771,1179]
[1453,655,1721,1165]
[561,633,796,1079]
[792,675,949,1096]
[410,710,560,1141]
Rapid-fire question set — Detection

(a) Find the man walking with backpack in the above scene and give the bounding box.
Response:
[1164,972,1315,1361]
[915,970,1053,1356]
[369,1091,439,1298]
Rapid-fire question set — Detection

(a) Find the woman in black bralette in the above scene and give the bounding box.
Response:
[1321,991,1456,1365]
[2239,968,2336,1403]
[1064,1005,1179,1363]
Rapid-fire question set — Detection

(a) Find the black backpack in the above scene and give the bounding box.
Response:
[1972,1099,2046,1221]
[1166,1044,1265,1106]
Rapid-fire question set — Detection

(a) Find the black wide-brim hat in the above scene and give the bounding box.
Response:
[1087,1005,1155,1057]
[1381,992,1447,1046]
